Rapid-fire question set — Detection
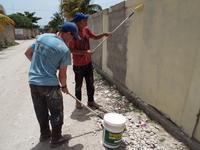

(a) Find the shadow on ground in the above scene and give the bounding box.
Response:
[70,107,94,122]
[70,104,109,121]
[30,134,84,150]
[71,128,102,140]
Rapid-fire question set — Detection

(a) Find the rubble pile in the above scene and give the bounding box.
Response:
[82,72,188,150]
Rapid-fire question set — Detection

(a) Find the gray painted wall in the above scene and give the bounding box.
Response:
[107,2,127,85]
[89,12,103,69]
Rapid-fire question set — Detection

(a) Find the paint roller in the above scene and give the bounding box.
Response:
[91,3,144,53]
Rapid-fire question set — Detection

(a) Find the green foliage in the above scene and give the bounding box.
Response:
[8,13,32,28]
[23,11,41,24]
[79,0,102,14]
[0,40,18,50]
[8,11,41,29]
[48,12,63,32]
[61,0,102,19]
[40,12,63,33]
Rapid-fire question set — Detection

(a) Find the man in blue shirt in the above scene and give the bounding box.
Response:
[25,22,78,148]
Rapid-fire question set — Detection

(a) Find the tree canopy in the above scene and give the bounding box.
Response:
[46,12,63,32]
[19,11,41,26]
[61,0,102,19]
[8,13,32,28]
[8,12,41,29]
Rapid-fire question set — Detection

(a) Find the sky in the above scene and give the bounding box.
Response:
[0,0,124,26]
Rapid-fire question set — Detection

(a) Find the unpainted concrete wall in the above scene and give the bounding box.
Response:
[89,0,200,142]
[0,25,15,48]
[15,28,38,40]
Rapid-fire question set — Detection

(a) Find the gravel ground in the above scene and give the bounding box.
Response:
[81,71,189,150]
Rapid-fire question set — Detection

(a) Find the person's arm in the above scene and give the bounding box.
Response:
[70,49,93,55]
[85,27,111,40]
[90,32,111,40]
[58,49,71,94]
[25,43,36,61]
[58,66,69,94]
[24,47,33,61]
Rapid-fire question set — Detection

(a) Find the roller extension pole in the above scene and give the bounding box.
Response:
[92,3,144,52]
[68,93,103,120]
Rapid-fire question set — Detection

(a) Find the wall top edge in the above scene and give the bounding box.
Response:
[109,1,125,12]
[125,0,144,9]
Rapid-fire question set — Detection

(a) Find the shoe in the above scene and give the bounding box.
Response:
[88,101,100,109]
[76,101,83,109]
[39,133,51,142]
[50,135,68,148]
[39,128,51,142]
[50,126,68,148]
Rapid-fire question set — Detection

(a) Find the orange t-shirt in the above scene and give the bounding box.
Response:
[69,27,94,66]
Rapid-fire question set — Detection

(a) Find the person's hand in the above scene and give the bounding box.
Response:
[104,32,112,37]
[86,49,94,54]
[61,85,69,94]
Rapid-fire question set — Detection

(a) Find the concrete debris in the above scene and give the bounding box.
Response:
[85,71,189,150]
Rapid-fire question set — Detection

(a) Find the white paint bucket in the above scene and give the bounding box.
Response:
[102,113,126,149]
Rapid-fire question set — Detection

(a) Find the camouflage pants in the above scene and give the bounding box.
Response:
[29,84,64,130]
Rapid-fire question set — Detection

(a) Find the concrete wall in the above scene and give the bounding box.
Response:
[15,28,38,40]
[88,12,103,69]
[89,0,200,143]
[0,25,15,48]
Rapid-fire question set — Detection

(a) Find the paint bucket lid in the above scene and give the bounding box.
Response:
[103,113,126,127]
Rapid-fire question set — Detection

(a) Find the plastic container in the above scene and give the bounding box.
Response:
[102,113,126,149]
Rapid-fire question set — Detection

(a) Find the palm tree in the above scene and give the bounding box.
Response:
[16,12,41,28]
[48,12,64,32]
[61,0,102,20]
[61,0,82,19]
[23,12,41,26]
[79,0,102,14]
[0,5,15,32]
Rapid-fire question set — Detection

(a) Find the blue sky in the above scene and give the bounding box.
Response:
[0,0,124,26]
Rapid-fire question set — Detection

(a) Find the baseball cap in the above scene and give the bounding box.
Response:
[59,22,79,39]
[71,12,89,23]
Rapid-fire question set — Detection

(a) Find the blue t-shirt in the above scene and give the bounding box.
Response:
[29,33,71,86]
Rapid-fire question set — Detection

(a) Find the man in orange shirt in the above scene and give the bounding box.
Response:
[70,12,111,109]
